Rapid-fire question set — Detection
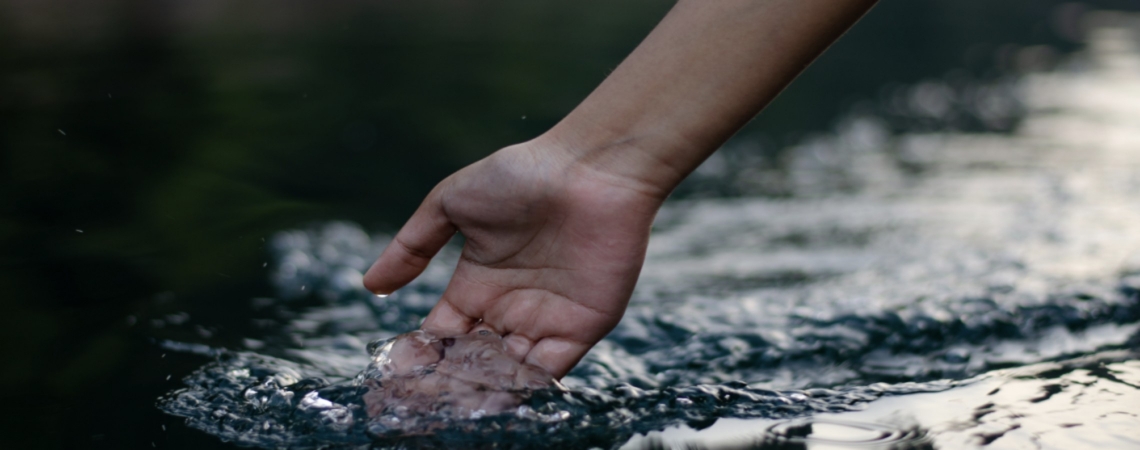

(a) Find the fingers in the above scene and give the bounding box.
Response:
[448,309,591,379]
[420,298,477,336]
[419,263,496,336]
[363,190,456,295]
[525,337,592,379]
[458,285,604,379]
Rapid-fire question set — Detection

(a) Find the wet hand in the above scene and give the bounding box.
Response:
[363,138,663,378]
[364,0,879,378]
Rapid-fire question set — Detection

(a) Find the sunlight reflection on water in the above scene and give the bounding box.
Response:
[159,14,1140,449]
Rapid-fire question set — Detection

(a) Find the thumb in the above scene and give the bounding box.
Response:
[363,190,456,295]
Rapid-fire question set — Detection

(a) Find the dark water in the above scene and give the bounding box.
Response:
[4,1,1140,449]
[157,21,1140,448]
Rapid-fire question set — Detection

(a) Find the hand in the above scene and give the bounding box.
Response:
[363,137,664,378]
[364,0,877,378]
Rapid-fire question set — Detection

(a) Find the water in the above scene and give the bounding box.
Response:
[625,353,1140,449]
[157,19,1140,449]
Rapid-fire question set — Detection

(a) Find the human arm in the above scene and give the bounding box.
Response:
[363,0,878,378]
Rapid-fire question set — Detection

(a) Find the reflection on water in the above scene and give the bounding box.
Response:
[160,15,1140,449]
[634,417,935,450]
[624,352,1139,449]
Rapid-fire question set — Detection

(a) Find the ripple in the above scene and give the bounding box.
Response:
[159,17,1140,449]
[762,418,932,449]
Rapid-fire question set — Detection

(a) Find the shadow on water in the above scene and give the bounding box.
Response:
[5,1,1140,449]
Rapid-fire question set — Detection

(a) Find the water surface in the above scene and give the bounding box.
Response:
[160,22,1140,449]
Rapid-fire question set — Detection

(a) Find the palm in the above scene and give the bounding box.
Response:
[364,143,662,378]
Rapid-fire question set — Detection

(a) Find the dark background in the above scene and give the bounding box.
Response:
[1,1,1137,448]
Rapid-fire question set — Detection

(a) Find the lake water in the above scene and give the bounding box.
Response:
[158,19,1140,449]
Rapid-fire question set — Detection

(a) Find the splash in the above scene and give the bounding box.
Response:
[358,330,557,436]
[159,16,1140,450]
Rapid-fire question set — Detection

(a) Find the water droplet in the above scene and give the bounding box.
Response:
[166,374,171,381]
[58,129,66,136]
[75,229,83,233]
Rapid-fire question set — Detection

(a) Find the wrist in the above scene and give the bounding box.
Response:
[537,113,698,202]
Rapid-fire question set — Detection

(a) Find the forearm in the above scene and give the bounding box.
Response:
[544,0,877,198]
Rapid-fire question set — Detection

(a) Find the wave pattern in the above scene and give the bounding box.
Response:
[159,20,1140,449]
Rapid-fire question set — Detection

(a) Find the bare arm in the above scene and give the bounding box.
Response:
[555,0,878,196]
[364,0,878,378]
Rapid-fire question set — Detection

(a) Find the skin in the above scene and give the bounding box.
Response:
[363,0,879,379]
[362,330,555,433]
